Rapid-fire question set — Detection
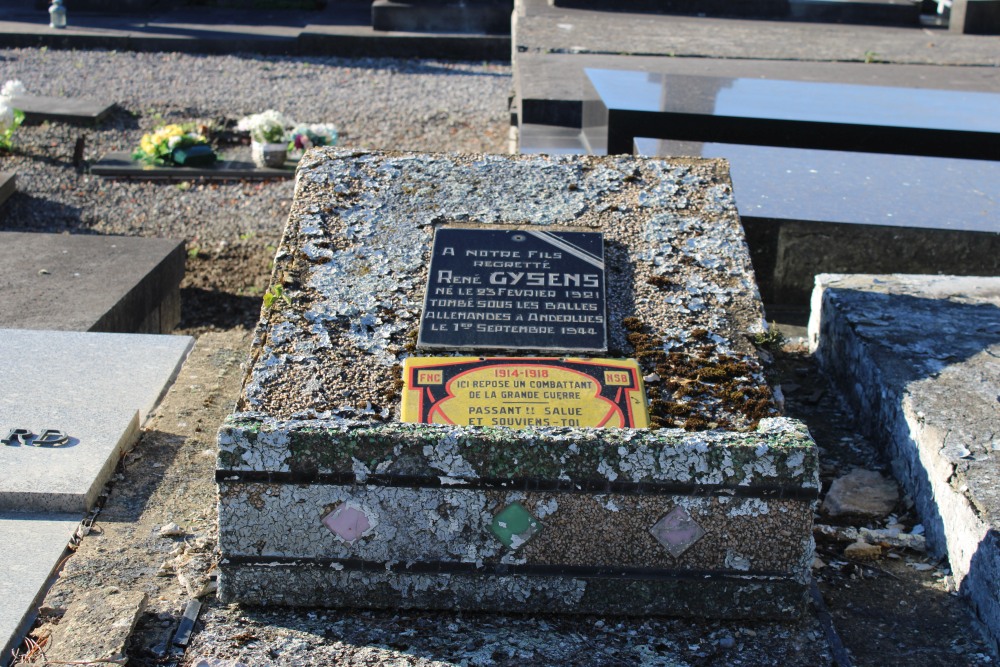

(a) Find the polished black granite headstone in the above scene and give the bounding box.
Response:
[633,138,1000,233]
[633,137,1000,304]
[585,69,1000,159]
[418,227,607,352]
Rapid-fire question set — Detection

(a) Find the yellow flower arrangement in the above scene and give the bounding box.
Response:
[133,123,214,166]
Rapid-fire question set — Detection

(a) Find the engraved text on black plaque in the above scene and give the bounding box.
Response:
[418,228,607,351]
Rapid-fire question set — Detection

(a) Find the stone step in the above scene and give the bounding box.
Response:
[217,149,819,617]
[582,68,1000,158]
[0,232,185,334]
[9,94,113,126]
[632,138,1000,304]
[808,273,1000,648]
[0,329,193,513]
[0,512,81,666]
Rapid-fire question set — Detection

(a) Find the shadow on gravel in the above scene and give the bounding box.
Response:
[100,430,187,523]
[180,286,262,330]
[0,193,83,232]
[232,51,512,75]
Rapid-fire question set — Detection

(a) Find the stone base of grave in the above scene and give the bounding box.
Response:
[217,149,818,618]
[220,565,808,617]
[218,418,817,617]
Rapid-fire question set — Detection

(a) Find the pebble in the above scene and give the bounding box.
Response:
[159,522,185,537]
[822,468,899,518]
[844,541,882,561]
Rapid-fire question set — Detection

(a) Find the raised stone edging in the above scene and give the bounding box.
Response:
[809,273,1000,647]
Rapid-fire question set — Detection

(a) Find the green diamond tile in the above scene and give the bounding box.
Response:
[490,502,542,549]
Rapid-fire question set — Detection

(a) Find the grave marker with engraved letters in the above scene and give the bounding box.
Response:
[217,150,819,618]
[418,227,607,352]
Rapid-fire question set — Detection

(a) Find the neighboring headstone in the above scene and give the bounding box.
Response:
[632,138,1000,305]
[0,232,185,334]
[0,512,80,665]
[949,0,1000,33]
[217,149,819,618]
[0,329,193,512]
[551,0,920,25]
[0,406,138,513]
[372,0,513,35]
[809,273,1000,646]
[91,151,295,181]
[9,94,113,125]
[583,69,1000,158]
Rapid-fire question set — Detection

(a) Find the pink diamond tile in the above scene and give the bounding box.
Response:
[322,504,371,543]
[650,506,705,558]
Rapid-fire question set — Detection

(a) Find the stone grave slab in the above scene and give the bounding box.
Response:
[0,232,185,334]
[91,151,295,181]
[216,149,819,618]
[633,138,1000,304]
[0,171,15,208]
[0,407,138,513]
[809,274,1000,646]
[9,94,113,125]
[0,329,193,512]
[582,68,1000,158]
[0,512,80,666]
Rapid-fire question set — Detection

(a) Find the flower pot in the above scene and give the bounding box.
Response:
[251,141,288,169]
[172,143,216,167]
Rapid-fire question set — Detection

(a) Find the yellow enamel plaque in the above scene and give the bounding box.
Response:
[401,357,649,429]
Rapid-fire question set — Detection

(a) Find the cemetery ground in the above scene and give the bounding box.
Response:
[0,47,995,666]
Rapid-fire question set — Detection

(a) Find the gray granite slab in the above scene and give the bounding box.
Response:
[0,329,192,512]
[91,151,295,181]
[0,232,185,334]
[0,172,14,208]
[0,512,80,666]
[9,94,113,125]
[809,273,1000,647]
[0,329,193,425]
[0,407,138,513]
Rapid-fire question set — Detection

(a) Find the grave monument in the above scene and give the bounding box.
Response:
[216,149,818,617]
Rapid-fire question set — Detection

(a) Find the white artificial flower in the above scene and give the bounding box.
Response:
[0,80,26,98]
[167,135,182,149]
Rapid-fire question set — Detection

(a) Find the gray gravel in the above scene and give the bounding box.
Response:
[0,49,511,244]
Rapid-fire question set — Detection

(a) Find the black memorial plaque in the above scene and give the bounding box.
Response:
[418,228,607,352]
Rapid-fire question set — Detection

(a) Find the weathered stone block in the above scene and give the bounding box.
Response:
[217,150,819,617]
[809,273,1000,644]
